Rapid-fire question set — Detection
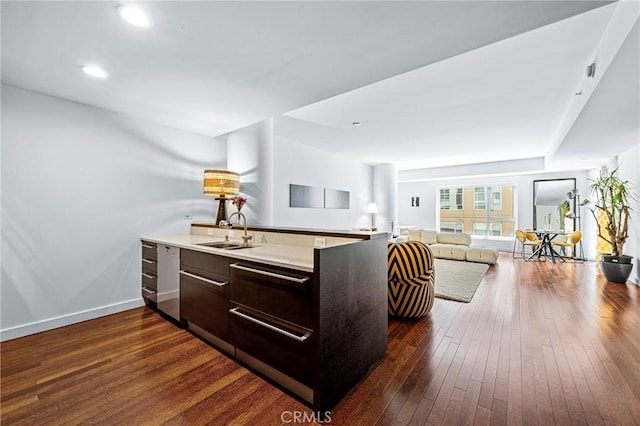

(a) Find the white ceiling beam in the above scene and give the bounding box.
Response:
[547,1,640,163]
[398,157,546,183]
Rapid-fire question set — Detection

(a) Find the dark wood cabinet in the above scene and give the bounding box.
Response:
[230,304,313,386]
[180,249,231,349]
[140,241,157,306]
[229,261,314,388]
[145,231,388,413]
[229,262,313,328]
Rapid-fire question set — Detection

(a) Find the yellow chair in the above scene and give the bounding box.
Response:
[552,230,582,259]
[513,230,542,260]
[525,231,541,243]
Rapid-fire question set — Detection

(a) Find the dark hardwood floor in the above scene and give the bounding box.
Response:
[2,253,639,425]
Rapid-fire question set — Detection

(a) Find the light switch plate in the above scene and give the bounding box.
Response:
[207,229,214,235]
[314,237,326,247]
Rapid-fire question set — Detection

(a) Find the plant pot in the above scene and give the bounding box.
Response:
[600,255,634,284]
[601,254,633,264]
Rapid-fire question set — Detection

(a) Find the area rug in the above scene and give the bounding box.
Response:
[434,258,489,303]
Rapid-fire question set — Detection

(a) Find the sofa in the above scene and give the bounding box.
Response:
[399,229,498,265]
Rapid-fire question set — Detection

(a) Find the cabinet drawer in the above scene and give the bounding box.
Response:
[142,257,157,275]
[141,271,157,291]
[141,241,157,261]
[142,286,157,304]
[181,249,229,279]
[230,262,313,328]
[180,270,229,341]
[230,305,312,386]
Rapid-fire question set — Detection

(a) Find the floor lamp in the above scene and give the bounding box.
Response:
[566,189,588,260]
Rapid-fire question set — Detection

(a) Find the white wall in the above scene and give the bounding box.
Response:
[1,85,226,340]
[616,145,640,284]
[398,170,589,253]
[222,119,274,226]
[373,164,398,233]
[272,135,373,230]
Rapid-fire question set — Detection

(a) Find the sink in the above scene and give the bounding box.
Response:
[225,244,260,250]
[197,242,259,250]
[197,241,244,249]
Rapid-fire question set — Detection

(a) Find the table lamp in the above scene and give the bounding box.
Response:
[203,169,240,225]
[366,202,378,231]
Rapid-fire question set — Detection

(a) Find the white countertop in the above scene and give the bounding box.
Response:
[142,234,315,272]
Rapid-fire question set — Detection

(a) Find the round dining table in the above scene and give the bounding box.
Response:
[526,229,567,263]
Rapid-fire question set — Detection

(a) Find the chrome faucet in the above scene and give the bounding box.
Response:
[227,211,253,246]
[217,220,230,239]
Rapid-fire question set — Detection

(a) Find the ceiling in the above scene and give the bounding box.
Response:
[2,1,638,173]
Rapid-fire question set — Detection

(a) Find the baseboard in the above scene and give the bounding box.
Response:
[0,298,145,342]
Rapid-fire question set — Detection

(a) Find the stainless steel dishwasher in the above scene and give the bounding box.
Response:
[157,245,180,321]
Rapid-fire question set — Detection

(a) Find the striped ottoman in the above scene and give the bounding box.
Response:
[387,241,435,318]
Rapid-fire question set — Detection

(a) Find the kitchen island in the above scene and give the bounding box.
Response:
[142,224,388,413]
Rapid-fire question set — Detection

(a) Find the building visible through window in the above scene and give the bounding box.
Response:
[440,222,464,233]
[439,188,463,210]
[439,185,516,237]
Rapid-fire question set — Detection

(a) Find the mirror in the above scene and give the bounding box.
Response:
[290,184,324,208]
[289,184,350,209]
[533,178,576,231]
[324,188,350,209]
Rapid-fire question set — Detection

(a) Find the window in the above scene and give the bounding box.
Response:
[440,222,463,233]
[455,189,463,209]
[473,223,486,236]
[438,184,517,237]
[440,188,463,210]
[492,186,502,210]
[440,189,450,209]
[474,187,486,210]
[475,222,502,236]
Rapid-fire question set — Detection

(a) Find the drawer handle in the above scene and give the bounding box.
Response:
[142,244,155,249]
[142,258,156,264]
[141,272,156,280]
[230,264,310,284]
[179,270,228,287]
[229,307,310,342]
[142,287,156,295]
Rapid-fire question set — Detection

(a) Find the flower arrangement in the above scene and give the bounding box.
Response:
[232,196,247,211]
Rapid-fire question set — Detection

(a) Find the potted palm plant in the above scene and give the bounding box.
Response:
[589,167,635,283]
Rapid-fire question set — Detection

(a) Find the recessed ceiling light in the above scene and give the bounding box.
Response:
[81,65,108,79]
[117,5,152,28]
